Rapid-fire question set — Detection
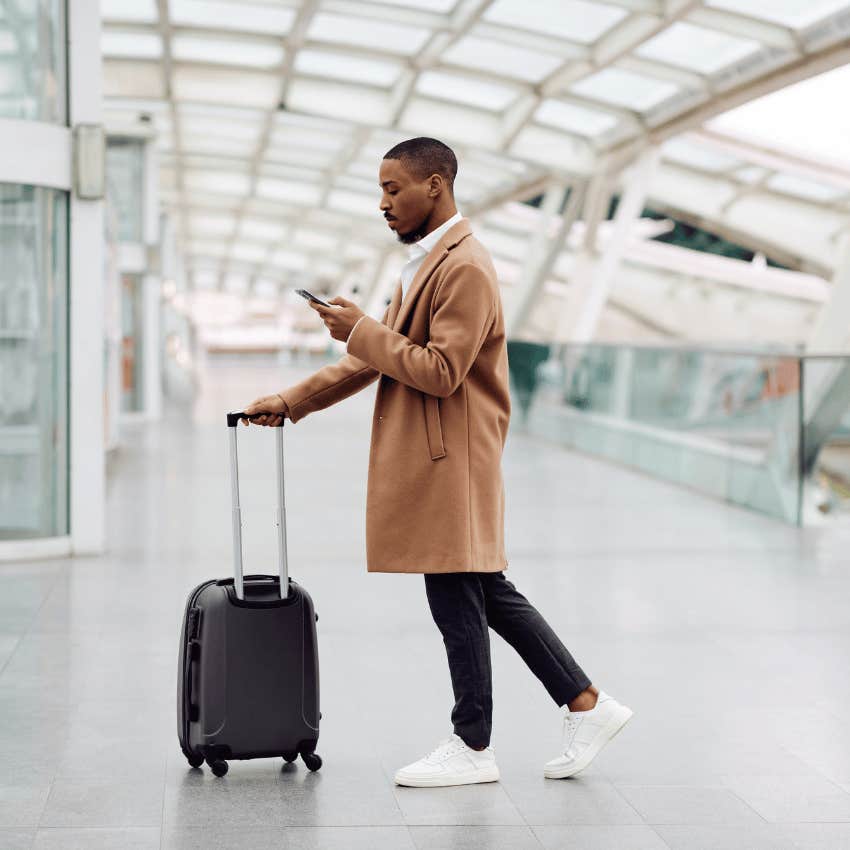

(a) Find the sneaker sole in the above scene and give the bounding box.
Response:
[544,705,633,779]
[394,765,500,788]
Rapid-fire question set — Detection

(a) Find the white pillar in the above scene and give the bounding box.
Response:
[505,181,570,338]
[807,230,850,353]
[562,145,661,344]
[69,0,106,555]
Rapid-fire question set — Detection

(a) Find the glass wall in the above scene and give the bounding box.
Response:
[514,343,850,525]
[0,0,67,123]
[0,183,68,539]
[106,138,145,242]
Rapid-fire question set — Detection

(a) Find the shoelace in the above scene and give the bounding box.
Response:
[562,714,582,752]
[426,737,467,762]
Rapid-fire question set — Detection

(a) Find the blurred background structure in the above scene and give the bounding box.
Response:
[5,0,850,558]
[4,4,850,848]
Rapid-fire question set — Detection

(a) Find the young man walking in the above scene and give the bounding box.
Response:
[243,137,632,788]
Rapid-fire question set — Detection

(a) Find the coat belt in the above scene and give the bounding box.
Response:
[423,394,446,460]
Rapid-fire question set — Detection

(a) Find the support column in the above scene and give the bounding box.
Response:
[505,181,573,339]
[559,145,661,344]
[69,0,105,554]
[807,230,850,353]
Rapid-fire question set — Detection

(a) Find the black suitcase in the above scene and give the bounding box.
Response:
[177,412,321,777]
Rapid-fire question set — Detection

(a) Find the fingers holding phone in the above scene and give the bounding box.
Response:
[241,393,289,427]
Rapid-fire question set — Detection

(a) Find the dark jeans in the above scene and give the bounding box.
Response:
[424,571,593,750]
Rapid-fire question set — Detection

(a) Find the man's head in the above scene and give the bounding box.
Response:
[379,137,458,244]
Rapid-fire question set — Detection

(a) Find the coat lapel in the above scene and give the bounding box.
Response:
[391,219,473,333]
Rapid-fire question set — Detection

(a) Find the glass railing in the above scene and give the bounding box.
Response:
[506,341,850,525]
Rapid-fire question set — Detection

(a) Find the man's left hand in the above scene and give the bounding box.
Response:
[309,296,366,343]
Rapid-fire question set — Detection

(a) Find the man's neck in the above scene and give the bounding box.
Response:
[421,207,458,239]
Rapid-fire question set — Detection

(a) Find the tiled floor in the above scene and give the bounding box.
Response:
[2,357,850,849]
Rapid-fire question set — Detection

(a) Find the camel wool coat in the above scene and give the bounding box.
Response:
[278,219,511,574]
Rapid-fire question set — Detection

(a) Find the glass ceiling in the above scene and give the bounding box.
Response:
[99,0,850,296]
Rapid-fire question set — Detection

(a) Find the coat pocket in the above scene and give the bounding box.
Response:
[423,394,446,460]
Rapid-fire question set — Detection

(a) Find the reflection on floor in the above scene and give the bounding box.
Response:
[2,357,850,850]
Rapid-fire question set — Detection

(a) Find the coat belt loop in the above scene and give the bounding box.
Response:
[424,395,446,460]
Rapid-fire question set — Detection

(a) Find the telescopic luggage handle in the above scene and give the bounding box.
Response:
[226,412,289,601]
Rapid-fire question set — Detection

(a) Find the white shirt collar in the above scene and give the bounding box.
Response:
[406,211,464,260]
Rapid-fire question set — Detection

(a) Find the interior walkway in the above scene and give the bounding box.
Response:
[2,356,850,850]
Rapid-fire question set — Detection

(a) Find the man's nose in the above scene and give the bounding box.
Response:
[379,198,391,211]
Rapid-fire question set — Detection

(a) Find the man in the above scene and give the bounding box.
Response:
[243,137,632,788]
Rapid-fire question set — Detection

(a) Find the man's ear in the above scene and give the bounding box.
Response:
[428,174,443,198]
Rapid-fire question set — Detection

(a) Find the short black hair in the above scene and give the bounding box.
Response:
[383,137,457,194]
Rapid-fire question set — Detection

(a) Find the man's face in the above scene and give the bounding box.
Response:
[378,158,434,245]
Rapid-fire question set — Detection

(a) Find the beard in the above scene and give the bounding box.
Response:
[395,218,430,245]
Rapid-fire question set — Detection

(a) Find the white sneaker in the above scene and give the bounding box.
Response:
[544,689,633,779]
[394,733,500,788]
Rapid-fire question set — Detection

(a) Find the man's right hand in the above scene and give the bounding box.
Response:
[241,393,289,427]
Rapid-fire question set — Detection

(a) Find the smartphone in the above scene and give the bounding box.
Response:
[295,288,333,308]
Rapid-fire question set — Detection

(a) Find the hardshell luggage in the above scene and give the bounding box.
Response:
[176,412,321,777]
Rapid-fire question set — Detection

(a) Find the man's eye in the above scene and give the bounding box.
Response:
[388,191,398,196]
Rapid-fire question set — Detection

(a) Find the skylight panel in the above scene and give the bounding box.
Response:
[442,36,564,84]
[766,173,848,202]
[182,154,252,173]
[286,78,391,125]
[240,219,286,242]
[294,50,403,87]
[401,98,503,148]
[636,22,762,75]
[275,109,350,134]
[256,178,322,206]
[570,67,680,112]
[103,60,165,98]
[231,242,269,264]
[181,115,261,142]
[261,163,324,184]
[172,36,284,69]
[269,248,309,271]
[191,214,236,236]
[307,12,431,56]
[264,146,337,170]
[535,99,619,137]
[705,0,850,28]
[101,0,158,23]
[181,134,257,157]
[733,165,770,184]
[173,67,279,108]
[189,239,228,258]
[416,70,520,112]
[484,0,627,44]
[102,30,163,59]
[169,0,295,36]
[661,138,741,172]
[378,0,458,11]
[292,229,338,252]
[328,190,375,217]
[184,192,240,210]
[184,170,250,195]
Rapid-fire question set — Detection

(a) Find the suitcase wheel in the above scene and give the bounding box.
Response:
[282,750,298,763]
[186,752,204,769]
[302,752,322,772]
[208,759,229,777]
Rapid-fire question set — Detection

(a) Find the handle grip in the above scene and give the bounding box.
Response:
[226,411,285,428]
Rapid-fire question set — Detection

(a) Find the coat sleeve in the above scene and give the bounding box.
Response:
[345,262,495,399]
[278,304,390,424]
